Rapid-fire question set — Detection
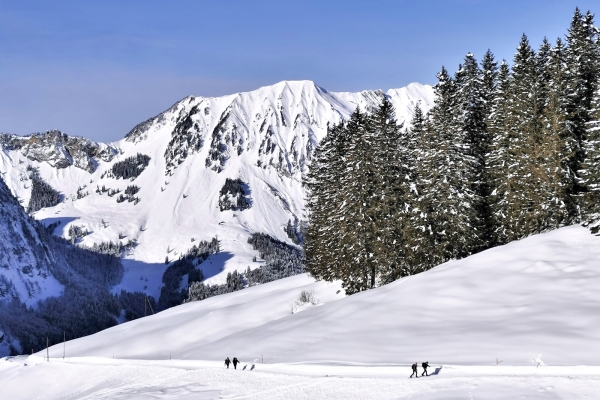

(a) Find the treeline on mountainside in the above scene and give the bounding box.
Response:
[0,221,125,355]
[1,228,154,355]
[157,237,220,310]
[27,167,61,213]
[102,153,150,180]
[0,174,158,356]
[218,178,251,211]
[185,233,304,302]
[305,8,600,294]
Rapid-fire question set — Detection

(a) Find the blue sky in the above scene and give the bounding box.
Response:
[0,0,598,142]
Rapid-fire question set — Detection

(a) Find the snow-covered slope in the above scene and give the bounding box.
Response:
[0,81,433,299]
[0,174,63,306]
[44,225,600,366]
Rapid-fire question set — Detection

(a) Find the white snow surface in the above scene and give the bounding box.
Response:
[0,80,433,298]
[38,225,600,366]
[3,357,600,399]
[4,225,600,398]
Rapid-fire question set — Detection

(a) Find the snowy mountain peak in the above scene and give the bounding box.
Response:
[0,81,433,297]
[122,80,433,177]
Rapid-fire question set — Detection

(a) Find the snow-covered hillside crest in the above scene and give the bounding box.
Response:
[0,80,433,296]
[40,225,600,366]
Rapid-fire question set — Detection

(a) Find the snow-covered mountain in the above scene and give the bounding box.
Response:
[0,80,433,300]
[0,172,125,356]
[0,176,64,306]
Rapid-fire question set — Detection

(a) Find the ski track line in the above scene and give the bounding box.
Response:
[74,367,190,400]
[225,377,328,399]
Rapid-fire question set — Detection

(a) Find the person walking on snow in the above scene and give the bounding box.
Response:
[410,363,418,378]
[232,357,239,370]
[421,362,429,376]
[225,357,231,368]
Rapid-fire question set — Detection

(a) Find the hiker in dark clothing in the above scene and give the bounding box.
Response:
[225,357,231,368]
[421,362,429,376]
[232,357,239,369]
[410,363,418,378]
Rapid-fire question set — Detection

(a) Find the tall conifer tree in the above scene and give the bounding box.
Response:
[567,9,600,198]
[420,65,482,262]
[487,61,513,243]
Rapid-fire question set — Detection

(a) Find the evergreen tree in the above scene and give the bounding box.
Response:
[400,101,433,275]
[420,64,482,263]
[579,64,600,218]
[454,53,492,249]
[479,50,499,245]
[367,97,409,284]
[337,108,380,293]
[567,9,600,200]
[493,35,548,240]
[487,60,513,243]
[539,37,577,228]
[304,122,350,283]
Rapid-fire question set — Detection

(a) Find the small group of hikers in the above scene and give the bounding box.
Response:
[410,362,430,378]
[224,357,240,369]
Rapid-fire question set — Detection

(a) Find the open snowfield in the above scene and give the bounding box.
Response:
[4,225,600,398]
[3,356,600,399]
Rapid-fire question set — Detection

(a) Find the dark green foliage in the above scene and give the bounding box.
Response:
[246,233,304,280]
[85,240,134,257]
[186,233,304,303]
[284,218,303,245]
[305,102,413,293]
[157,238,219,310]
[218,178,250,211]
[68,224,88,244]
[76,185,89,199]
[116,290,157,321]
[103,153,150,180]
[157,259,197,310]
[185,270,244,302]
[567,9,600,193]
[304,7,600,295]
[124,185,140,196]
[116,185,141,204]
[27,169,61,213]
[0,207,124,354]
[45,220,61,235]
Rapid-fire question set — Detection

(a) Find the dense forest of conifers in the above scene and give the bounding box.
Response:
[305,8,600,294]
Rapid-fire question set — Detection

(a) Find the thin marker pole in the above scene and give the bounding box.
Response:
[63,331,65,359]
[46,337,49,361]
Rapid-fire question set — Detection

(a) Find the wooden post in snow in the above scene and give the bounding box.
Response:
[46,337,49,361]
[146,296,154,315]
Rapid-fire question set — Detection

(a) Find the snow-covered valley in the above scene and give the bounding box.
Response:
[3,225,600,398]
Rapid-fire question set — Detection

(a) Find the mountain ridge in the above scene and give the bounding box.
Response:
[0,80,434,301]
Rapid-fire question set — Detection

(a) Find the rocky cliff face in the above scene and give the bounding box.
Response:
[0,130,117,173]
[0,176,63,306]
